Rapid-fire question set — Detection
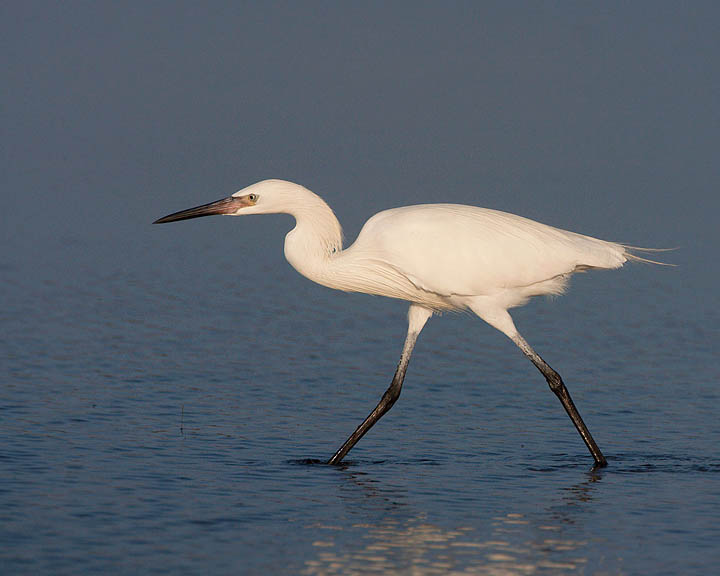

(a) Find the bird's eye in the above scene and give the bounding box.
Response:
[248,193,258,202]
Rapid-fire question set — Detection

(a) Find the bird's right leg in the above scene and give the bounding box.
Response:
[509,331,607,467]
[327,304,432,465]
[469,302,607,468]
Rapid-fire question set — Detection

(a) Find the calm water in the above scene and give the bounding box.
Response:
[1,229,718,575]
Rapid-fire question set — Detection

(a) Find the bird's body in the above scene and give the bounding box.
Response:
[155,179,662,468]
[321,202,627,311]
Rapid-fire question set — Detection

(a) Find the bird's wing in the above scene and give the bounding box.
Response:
[349,204,626,298]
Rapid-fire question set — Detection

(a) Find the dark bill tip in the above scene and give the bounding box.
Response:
[153,196,245,224]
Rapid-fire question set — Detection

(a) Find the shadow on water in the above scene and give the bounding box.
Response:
[524,451,720,475]
[609,452,720,474]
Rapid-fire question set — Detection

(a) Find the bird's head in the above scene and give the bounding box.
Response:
[153,179,310,224]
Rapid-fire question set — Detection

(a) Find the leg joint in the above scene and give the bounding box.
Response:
[544,368,564,393]
[382,376,403,406]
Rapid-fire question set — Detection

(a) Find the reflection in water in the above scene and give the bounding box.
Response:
[302,472,601,575]
[302,516,586,575]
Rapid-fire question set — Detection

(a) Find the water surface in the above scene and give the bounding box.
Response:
[1,233,718,575]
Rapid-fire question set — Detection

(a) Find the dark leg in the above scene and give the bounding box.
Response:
[511,333,607,467]
[328,305,431,465]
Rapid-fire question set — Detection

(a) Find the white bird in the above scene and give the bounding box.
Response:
[155,179,664,467]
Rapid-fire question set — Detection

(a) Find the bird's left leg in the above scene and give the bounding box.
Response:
[327,304,432,465]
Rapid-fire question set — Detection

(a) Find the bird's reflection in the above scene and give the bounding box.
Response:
[301,467,604,575]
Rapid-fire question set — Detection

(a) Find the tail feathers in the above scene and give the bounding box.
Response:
[623,245,677,266]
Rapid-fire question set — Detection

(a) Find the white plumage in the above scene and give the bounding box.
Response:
[155,178,660,468]
[342,203,627,306]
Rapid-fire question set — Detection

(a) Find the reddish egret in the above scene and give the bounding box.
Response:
[155,179,664,467]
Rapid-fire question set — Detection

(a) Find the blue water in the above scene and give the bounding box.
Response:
[1,226,718,575]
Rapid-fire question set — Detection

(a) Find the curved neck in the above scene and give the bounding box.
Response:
[283,194,343,284]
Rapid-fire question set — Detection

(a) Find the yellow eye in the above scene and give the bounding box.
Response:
[248,193,258,202]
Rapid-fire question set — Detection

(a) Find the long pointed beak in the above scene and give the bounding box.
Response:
[153,196,249,224]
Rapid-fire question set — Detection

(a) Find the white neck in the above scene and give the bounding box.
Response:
[270,180,445,308]
[283,192,343,285]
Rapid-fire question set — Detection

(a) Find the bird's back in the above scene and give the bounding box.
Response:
[345,204,627,303]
